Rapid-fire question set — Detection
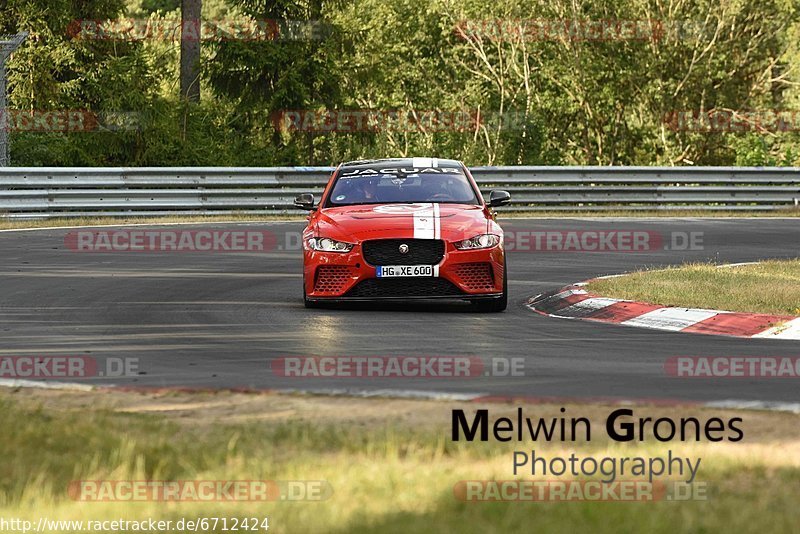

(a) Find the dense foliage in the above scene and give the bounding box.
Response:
[1,0,799,166]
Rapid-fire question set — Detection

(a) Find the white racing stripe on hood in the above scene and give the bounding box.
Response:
[413,203,435,239]
[433,202,441,238]
[412,203,442,240]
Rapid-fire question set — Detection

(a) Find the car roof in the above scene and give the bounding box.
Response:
[339,158,464,170]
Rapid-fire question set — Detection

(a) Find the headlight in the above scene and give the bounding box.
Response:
[307,237,354,253]
[454,234,501,250]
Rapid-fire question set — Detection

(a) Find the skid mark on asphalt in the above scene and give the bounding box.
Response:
[0,332,329,343]
[0,345,215,353]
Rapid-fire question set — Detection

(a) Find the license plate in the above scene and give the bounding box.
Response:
[376,265,435,278]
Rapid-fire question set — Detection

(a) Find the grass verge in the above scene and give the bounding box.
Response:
[0,215,306,231]
[588,259,800,315]
[501,208,800,218]
[0,387,798,533]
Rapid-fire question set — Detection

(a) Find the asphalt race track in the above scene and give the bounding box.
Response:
[1,218,798,404]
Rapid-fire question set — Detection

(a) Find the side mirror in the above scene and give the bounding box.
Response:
[294,193,316,210]
[489,190,511,208]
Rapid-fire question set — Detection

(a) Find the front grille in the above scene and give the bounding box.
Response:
[314,265,353,294]
[453,262,495,291]
[362,239,444,266]
[345,278,464,298]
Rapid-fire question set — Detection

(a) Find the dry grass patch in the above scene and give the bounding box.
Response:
[0,387,799,532]
[589,259,800,315]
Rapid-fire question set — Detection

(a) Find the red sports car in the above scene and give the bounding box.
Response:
[294,158,510,311]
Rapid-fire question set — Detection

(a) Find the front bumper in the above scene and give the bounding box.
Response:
[303,241,505,300]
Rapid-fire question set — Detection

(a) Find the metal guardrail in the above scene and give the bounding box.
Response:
[1,166,799,218]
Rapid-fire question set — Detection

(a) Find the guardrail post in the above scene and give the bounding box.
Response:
[0,32,28,167]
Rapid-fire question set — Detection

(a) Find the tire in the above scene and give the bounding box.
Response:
[474,260,508,312]
[303,275,321,308]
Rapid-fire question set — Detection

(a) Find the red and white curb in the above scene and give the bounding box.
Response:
[528,283,800,340]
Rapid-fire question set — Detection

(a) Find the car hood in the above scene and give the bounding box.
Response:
[313,203,491,243]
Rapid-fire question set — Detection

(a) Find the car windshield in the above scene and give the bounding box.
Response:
[326,169,480,206]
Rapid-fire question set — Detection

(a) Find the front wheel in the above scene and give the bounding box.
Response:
[303,275,321,308]
[473,261,507,312]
